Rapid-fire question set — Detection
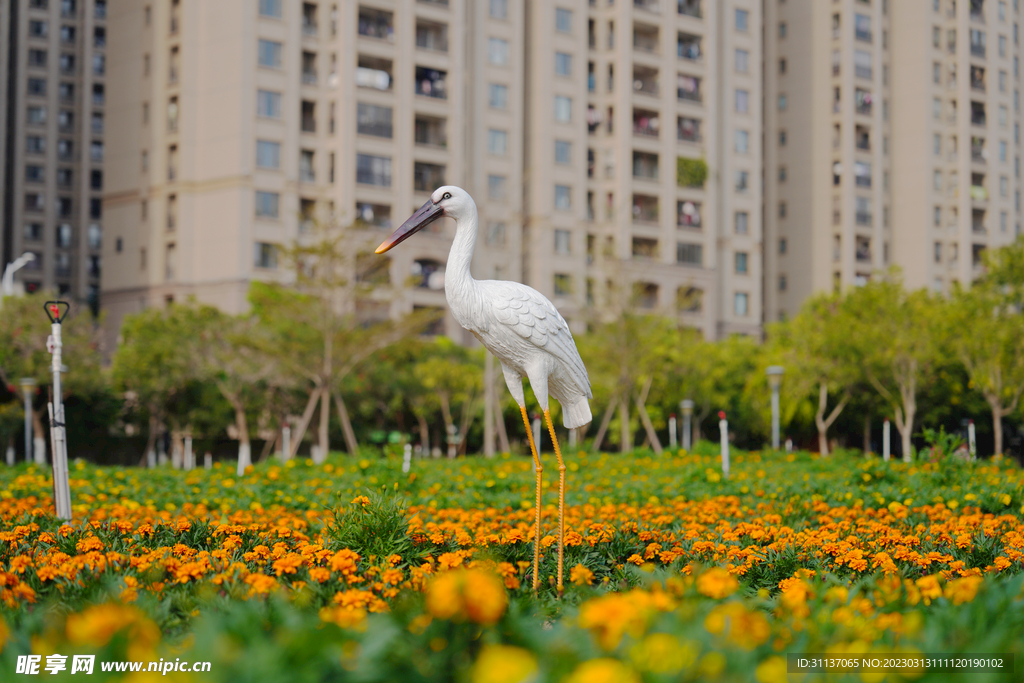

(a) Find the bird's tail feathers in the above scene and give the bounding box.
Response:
[562,396,592,430]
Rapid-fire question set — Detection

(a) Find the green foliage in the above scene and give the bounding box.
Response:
[919,425,966,460]
[676,156,708,187]
[323,490,422,564]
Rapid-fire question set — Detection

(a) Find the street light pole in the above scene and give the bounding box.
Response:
[19,378,37,463]
[766,366,785,450]
[45,301,72,520]
[2,252,37,300]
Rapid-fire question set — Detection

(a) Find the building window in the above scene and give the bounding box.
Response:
[779,238,787,254]
[735,48,749,72]
[735,170,749,192]
[735,8,748,31]
[488,38,509,65]
[486,222,506,245]
[676,242,702,266]
[488,174,507,200]
[735,251,748,274]
[259,0,282,18]
[555,7,572,32]
[28,78,47,96]
[255,191,279,218]
[734,292,749,317]
[489,83,508,109]
[779,202,787,218]
[554,95,572,122]
[778,94,788,110]
[555,140,572,164]
[554,274,572,296]
[488,129,508,155]
[735,89,749,113]
[257,89,282,118]
[254,242,278,269]
[934,206,942,226]
[554,185,571,210]
[780,58,787,73]
[779,22,787,39]
[258,39,282,68]
[934,241,942,262]
[555,52,572,76]
[255,140,280,169]
[356,154,392,186]
[734,129,749,153]
[554,229,571,254]
[734,211,749,234]
[490,0,508,20]
[27,106,46,125]
[779,130,787,146]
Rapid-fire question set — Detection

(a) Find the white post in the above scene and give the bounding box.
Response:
[681,400,694,451]
[785,438,793,453]
[5,441,13,466]
[532,414,542,454]
[968,420,977,460]
[281,425,291,461]
[184,435,193,470]
[45,302,72,521]
[882,419,890,462]
[146,447,156,469]
[568,427,577,449]
[719,411,729,478]
[237,443,251,475]
[668,414,677,448]
[402,443,412,473]
[204,452,212,470]
[767,366,784,451]
[19,378,36,464]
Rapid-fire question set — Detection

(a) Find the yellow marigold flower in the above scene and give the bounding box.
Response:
[66,604,159,649]
[755,656,788,683]
[705,603,771,650]
[470,644,538,683]
[76,536,103,553]
[425,568,507,626]
[630,633,698,674]
[319,605,367,630]
[626,554,644,566]
[578,591,660,651]
[570,563,594,586]
[351,496,370,507]
[993,556,1011,571]
[696,567,739,599]
[438,552,464,570]
[944,575,982,605]
[564,659,640,683]
[272,553,304,576]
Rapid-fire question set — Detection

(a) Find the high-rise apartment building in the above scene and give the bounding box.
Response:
[524,0,762,338]
[1,0,108,309]
[102,0,760,344]
[102,0,524,344]
[765,0,1022,321]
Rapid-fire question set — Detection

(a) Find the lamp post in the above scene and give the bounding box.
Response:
[19,378,36,463]
[2,252,36,300]
[680,399,694,450]
[766,366,785,450]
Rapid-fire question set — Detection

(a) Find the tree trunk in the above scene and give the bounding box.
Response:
[863,415,871,454]
[987,394,1005,457]
[32,407,46,465]
[815,383,849,457]
[619,399,631,453]
[289,386,322,459]
[258,431,277,463]
[415,413,430,453]
[141,414,158,467]
[694,404,711,443]
[591,397,617,452]
[896,374,917,463]
[438,392,457,458]
[457,391,478,456]
[234,402,251,476]
[332,390,360,456]
[634,378,663,454]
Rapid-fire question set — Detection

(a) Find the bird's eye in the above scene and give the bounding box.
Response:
[442,192,452,200]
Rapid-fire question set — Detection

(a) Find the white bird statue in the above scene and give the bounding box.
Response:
[376,186,592,594]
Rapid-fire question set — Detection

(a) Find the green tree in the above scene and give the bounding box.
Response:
[412,338,483,457]
[945,283,1024,456]
[843,277,945,461]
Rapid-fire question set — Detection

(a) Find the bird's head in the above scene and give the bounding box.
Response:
[375,186,473,254]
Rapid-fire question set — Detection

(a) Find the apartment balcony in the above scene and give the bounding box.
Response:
[301,101,316,133]
[678,0,701,18]
[856,211,873,226]
[855,89,872,116]
[971,138,986,163]
[855,28,872,42]
[632,194,659,223]
[970,0,985,21]
[633,25,659,53]
[678,33,701,61]
[358,8,394,41]
[633,109,660,137]
[678,116,701,142]
[856,239,872,262]
[416,20,448,52]
[357,56,393,91]
[632,151,659,180]
[415,67,447,99]
[634,0,660,12]
[414,115,447,147]
[970,66,985,91]
[414,162,445,192]
[971,42,986,57]
[677,200,701,228]
[973,208,987,233]
[970,185,988,201]
[302,70,318,85]
[855,126,870,150]
[677,73,701,102]
[855,65,872,79]
[634,66,660,97]
[302,3,318,36]
[971,102,986,126]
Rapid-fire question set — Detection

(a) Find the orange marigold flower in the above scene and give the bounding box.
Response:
[570,563,594,586]
[696,567,739,599]
[626,554,645,566]
[272,553,304,576]
[438,552,464,570]
[319,605,367,629]
[993,556,1011,571]
[66,604,159,649]
[244,573,278,596]
[308,567,330,583]
[944,575,982,605]
[915,575,942,605]
[11,583,36,603]
[330,549,361,574]
[425,568,507,626]
[351,496,370,507]
[76,536,103,553]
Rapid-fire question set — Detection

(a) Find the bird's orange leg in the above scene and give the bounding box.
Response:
[543,409,566,597]
[521,405,543,593]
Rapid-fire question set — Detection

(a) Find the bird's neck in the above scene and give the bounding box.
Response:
[445,212,478,296]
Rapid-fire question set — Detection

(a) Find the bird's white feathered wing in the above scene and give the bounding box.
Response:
[480,281,592,427]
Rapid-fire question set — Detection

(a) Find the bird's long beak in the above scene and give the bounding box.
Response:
[375,200,444,254]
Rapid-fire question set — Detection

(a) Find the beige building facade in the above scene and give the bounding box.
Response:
[765,0,1022,322]
[1,0,108,309]
[102,0,760,344]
